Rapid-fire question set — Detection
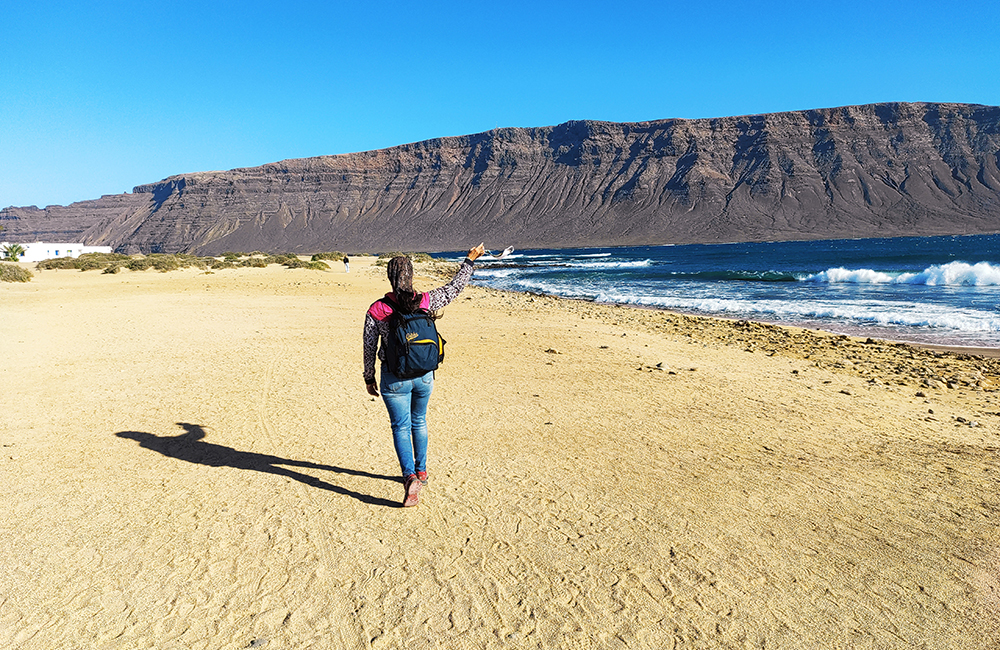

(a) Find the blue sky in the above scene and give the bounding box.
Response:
[2,0,997,208]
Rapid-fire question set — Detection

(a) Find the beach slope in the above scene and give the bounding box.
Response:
[2,257,998,648]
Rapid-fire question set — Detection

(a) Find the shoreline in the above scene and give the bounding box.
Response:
[468,282,1000,391]
[631,300,1000,359]
[465,280,1000,362]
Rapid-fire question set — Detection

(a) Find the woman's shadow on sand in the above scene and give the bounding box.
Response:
[116,422,401,508]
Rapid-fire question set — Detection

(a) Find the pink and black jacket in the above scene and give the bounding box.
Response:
[363,258,476,384]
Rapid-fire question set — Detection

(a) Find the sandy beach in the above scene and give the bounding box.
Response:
[2,256,999,649]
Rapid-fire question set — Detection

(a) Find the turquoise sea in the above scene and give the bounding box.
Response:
[436,234,1000,349]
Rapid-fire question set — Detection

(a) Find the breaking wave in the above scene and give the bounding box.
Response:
[806,261,1000,286]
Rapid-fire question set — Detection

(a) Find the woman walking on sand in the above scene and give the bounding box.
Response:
[363,244,484,506]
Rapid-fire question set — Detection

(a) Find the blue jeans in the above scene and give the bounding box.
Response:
[380,369,434,477]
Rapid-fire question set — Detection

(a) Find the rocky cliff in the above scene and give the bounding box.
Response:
[4,102,999,253]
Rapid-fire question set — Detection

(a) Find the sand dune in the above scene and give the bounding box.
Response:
[2,257,998,648]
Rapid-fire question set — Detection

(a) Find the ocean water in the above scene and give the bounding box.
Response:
[435,234,1000,349]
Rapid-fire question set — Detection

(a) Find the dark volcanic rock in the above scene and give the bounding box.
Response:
[5,102,1000,253]
[1,194,149,244]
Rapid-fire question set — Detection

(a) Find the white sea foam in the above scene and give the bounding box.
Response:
[807,261,1000,285]
[485,259,653,275]
[476,255,524,266]
[516,252,611,260]
[908,261,1000,285]
[806,268,899,283]
[474,268,523,279]
[592,292,1000,333]
[567,259,652,270]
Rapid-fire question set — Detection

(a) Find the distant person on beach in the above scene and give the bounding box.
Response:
[363,244,485,506]
[343,255,350,273]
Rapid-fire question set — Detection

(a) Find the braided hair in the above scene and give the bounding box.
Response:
[386,256,422,313]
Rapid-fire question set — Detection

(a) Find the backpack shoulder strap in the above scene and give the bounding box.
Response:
[381,295,430,318]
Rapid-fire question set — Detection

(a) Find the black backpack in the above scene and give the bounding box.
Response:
[379,297,446,379]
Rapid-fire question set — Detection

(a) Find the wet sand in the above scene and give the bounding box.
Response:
[2,256,999,648]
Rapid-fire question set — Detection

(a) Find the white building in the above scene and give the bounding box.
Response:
[0,242,114,264]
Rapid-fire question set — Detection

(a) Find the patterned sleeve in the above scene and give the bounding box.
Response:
[362,312,380,384]
[427,258,475,311]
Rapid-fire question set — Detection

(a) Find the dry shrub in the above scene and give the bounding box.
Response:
[376,252,433,266]
[0,263,32,282]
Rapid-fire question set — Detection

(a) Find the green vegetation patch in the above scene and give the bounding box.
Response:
[36,256,86,270]
[376,252,434,266]
[38,252,130,271]
[33,251,333,275]
[2,243,27,261]
[121,254,206,272]
[281,257,329,270]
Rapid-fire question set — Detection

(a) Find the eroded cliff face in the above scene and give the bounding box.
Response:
[0,193,149,244]
[4,102,1000,253]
